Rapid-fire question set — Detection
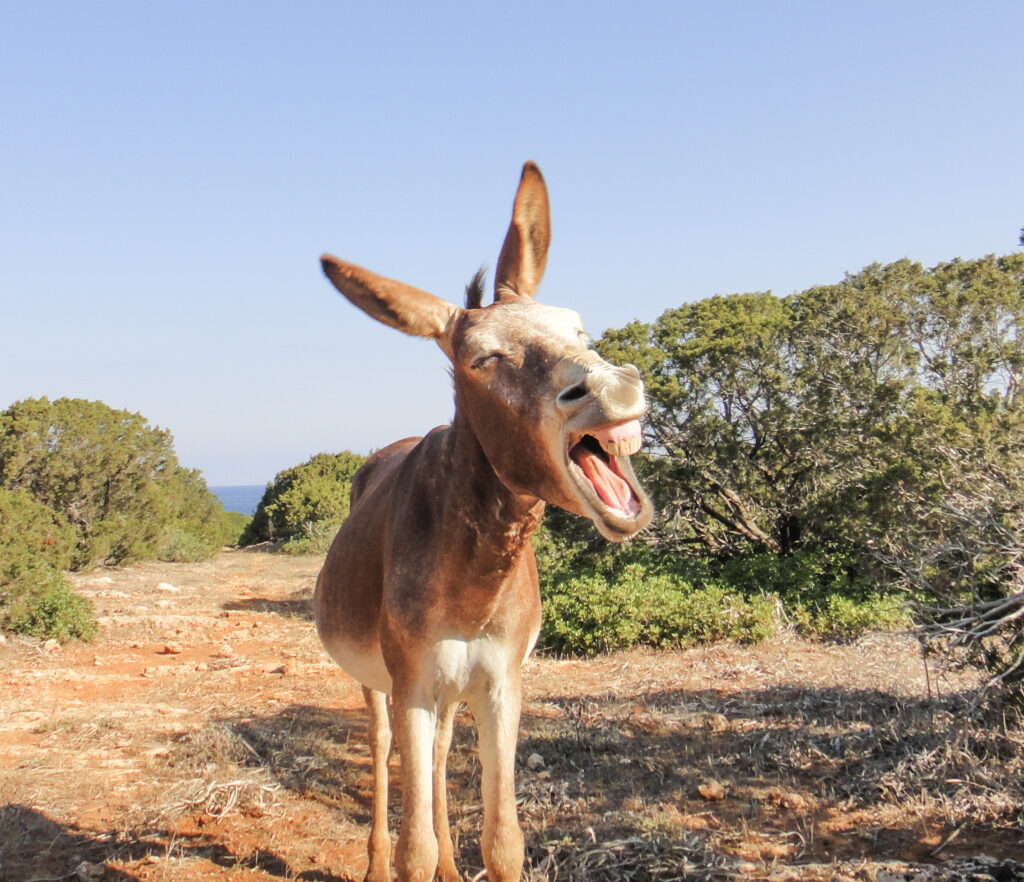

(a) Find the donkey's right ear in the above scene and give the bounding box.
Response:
[494,161,551,301]
[321,255,461,345]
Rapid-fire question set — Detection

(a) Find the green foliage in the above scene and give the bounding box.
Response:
[597,254,1024,569]
[217,510,252,546]
[533,517,908,655]
[539,562,780,656]
[0,488,94,641]
[241,451,367,552]
[0,488,74,581]
[4,567,96,642]
[541,253,1023,685]
[152,465,237,562]
[790,593,910,640]
[0,397,231,569]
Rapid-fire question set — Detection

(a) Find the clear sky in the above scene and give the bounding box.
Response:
[2,1,1022,485]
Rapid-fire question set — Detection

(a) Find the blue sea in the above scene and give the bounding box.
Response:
[210,485,265,516]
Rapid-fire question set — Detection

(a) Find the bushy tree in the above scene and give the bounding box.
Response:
[589,254,1024,693]
[597,255,1023,557]
[240,451,366,552]
[0,397,232,568]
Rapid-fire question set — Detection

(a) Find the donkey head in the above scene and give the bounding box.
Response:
[321,163,653,540]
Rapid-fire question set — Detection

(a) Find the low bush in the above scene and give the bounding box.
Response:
[534,514,909,655]
[241,451,366,552]
[4,567,96,642]
[217,510,252,546]
[539,563,780,655]
[790,593,910,639]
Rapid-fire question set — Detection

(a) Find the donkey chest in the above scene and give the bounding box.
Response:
[425,635,518,704]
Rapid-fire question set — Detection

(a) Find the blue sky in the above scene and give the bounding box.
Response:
[2,1,1022,485]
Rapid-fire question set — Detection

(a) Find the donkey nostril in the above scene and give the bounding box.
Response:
[558,382,588,405]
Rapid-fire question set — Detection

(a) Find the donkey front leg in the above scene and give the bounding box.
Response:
[363,686,393,882]
[470,673,525,882]
[393,689,439,882]
[433,701,459,882]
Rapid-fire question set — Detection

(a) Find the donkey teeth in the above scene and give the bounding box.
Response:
[599,436,643,458]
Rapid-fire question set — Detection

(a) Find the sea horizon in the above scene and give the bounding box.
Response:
[210,484,265,516]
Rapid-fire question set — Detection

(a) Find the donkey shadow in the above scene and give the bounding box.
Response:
[0,804,350,881]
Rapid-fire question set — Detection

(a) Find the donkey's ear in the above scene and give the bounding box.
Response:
[321,255,460,341]
[494,161,551,302]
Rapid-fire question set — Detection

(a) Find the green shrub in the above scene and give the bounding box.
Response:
[217,510,252,547]
[153,465,236,562]
[241,451,366,551]
[275,521,340,555]
[790,593,911,639]
[533,520,908,654]
[0,488,94,641]
[539,563,780,656]
[4,567,96,642]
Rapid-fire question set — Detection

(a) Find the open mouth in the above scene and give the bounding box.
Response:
[567,419,649,529]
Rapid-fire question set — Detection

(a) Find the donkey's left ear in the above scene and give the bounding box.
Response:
[494,161,551,301]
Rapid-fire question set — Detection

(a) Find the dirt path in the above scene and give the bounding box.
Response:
[1,552,1021,880]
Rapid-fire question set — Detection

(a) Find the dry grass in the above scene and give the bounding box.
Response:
[1,553,1023,881]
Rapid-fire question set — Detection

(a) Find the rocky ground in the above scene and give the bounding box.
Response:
[1,551,1022,880]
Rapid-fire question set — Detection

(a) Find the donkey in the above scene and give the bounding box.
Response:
[314,162,653,882]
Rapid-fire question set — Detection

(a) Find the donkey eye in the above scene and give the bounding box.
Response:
[471,352,504,370]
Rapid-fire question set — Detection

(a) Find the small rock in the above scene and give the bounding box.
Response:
[75,860,105,880]
[0,632,8,645]
[215,643,234,657]
[154,599,175,609]
[156,582,180,593]
[698,778,725,800]
[265,663,287,675]
[162,643,184,655]
[43,639,61,652]
[526,752,546,771]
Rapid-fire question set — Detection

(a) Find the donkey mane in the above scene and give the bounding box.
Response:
[464,267,487,309]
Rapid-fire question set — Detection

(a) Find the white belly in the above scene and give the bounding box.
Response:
[320,635,393,694]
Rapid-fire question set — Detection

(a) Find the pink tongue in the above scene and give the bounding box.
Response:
[573,445,640,517]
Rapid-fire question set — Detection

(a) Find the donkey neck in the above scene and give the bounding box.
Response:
[437,407,545,576]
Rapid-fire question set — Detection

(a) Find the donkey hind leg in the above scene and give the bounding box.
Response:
[363,686,393,882]
[433,702,459,881]
[469,673,525,882]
